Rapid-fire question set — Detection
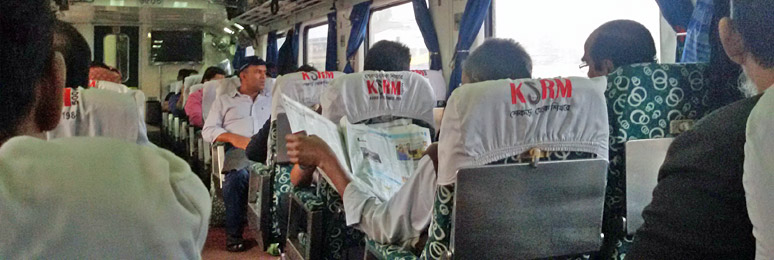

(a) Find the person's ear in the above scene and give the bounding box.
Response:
[720,17,746,65]
[601,59,615,76]
[34,52,66,132]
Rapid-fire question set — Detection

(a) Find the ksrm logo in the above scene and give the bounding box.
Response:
[511,78,573,104]
[366,79,403,100]
[301,71,336,80]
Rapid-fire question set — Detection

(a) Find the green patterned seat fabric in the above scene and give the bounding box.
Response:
[366,238,418,260]
[270,163,293,243]
[292,186,325,211]
[603,63,715,259]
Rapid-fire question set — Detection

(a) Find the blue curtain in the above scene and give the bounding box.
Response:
[344,1,372,73]
[231,44,246,72]
[292,23,301,66]
[681,0,713,63]
[266,31,278,65]
[412,0,442,70]
[655,0,694,62]
[447,0,491,97]
[277,28,298,75]
[326,11,338,71]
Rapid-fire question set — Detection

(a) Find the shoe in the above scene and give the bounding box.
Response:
[226,241,247,252]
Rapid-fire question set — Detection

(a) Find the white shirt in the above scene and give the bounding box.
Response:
[0,136,211,259]
[46,87,150,145]
[744,86,774,260]
[202,85,272,143]
[343,156,436,248]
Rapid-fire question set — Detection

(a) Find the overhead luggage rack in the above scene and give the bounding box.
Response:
[232,0,330,26]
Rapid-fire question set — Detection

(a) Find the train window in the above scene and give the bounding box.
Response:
[276,32,286,50]
[304,23,328,69]
[369,1,430,70]
[493,0,661,77]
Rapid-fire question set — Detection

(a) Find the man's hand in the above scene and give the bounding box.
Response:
[214,133,251,150]
[286,133,352,195]
[285,134,334,169]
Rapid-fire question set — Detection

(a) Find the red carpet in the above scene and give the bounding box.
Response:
[202,227,277,260]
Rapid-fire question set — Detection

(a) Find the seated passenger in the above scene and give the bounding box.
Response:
[244,64,326,165]
[289,40,412,187]
[46,21,149,145]
[202,56,272,252]
[628,1,774,258]
[88,61,122,83]
[165,69,197,115]
[285,39,532,247]
[185,66,226,127]
[581,20,657,78]
[0,1,210,258]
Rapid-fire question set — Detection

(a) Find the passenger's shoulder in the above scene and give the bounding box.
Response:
[0,136,191,181]
[697,95,762,128]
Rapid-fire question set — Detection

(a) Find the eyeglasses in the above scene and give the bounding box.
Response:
[579,61,589,69]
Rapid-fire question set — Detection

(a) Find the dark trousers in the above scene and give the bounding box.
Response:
[224,168,249,245]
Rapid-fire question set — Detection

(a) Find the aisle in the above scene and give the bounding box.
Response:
[202,227,278,260]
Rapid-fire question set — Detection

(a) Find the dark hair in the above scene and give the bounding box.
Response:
[177,69,198,81]
[733,0,774,68]
[297,64,318,72]
[90,61,111,70]
[589,20,657,69]
[238,56,267,74]
[0,0,55,138]
[54,21,91,89]
[201,66,227,83]
[364,40,411,71]
[463,38,532,83]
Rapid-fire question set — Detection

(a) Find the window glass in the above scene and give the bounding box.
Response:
[276,32,286,50]
[305,24,328,69]
[369,2,430,70]
[494,0,661,77]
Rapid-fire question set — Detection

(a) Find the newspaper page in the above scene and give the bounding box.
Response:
[342,119,409,201]
[281,94,351,191]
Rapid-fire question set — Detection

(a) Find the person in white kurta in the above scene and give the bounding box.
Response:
[0,136,211,259]
[744,86,774,260]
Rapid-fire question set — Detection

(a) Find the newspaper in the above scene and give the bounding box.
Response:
[342,119,406,201]
[282,94,432,199]
[281,94,351,192]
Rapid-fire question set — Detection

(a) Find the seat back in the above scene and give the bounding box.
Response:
[270,71,344,120]
[201,77,240,122]
[47,87,149,145]
[605,63,714,233]
[412,70,447,105]
[624,138,673,235]
[321,71,436,129]
[437,76,610,185]
[453,159,608,259]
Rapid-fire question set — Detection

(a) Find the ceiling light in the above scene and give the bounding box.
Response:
[233,23,244,30]
[223,27,234,34]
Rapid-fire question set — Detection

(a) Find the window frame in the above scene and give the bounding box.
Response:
[365,0,431,69]
[303,21,329,67]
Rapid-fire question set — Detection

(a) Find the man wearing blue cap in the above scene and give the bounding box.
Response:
[203,56,272,252]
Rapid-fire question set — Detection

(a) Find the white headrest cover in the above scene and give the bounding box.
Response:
[47,87,147,145]
[437,76,610,185]
[188,83,205,96]
[412,70,446,102]
[89,80,130,94]
[321,71,436,127]
[271,71,344,120]
[184,75,204,89]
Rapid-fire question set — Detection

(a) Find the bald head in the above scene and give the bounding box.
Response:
[582,20,656,78]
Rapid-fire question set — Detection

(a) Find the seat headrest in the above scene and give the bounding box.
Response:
[184,75,204,89]
[188,83,205,95]
[412,70,446,102]
[271,71,344,120]
[321,71,436,127]
[437,76,610,185]
[89,80,131,94]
